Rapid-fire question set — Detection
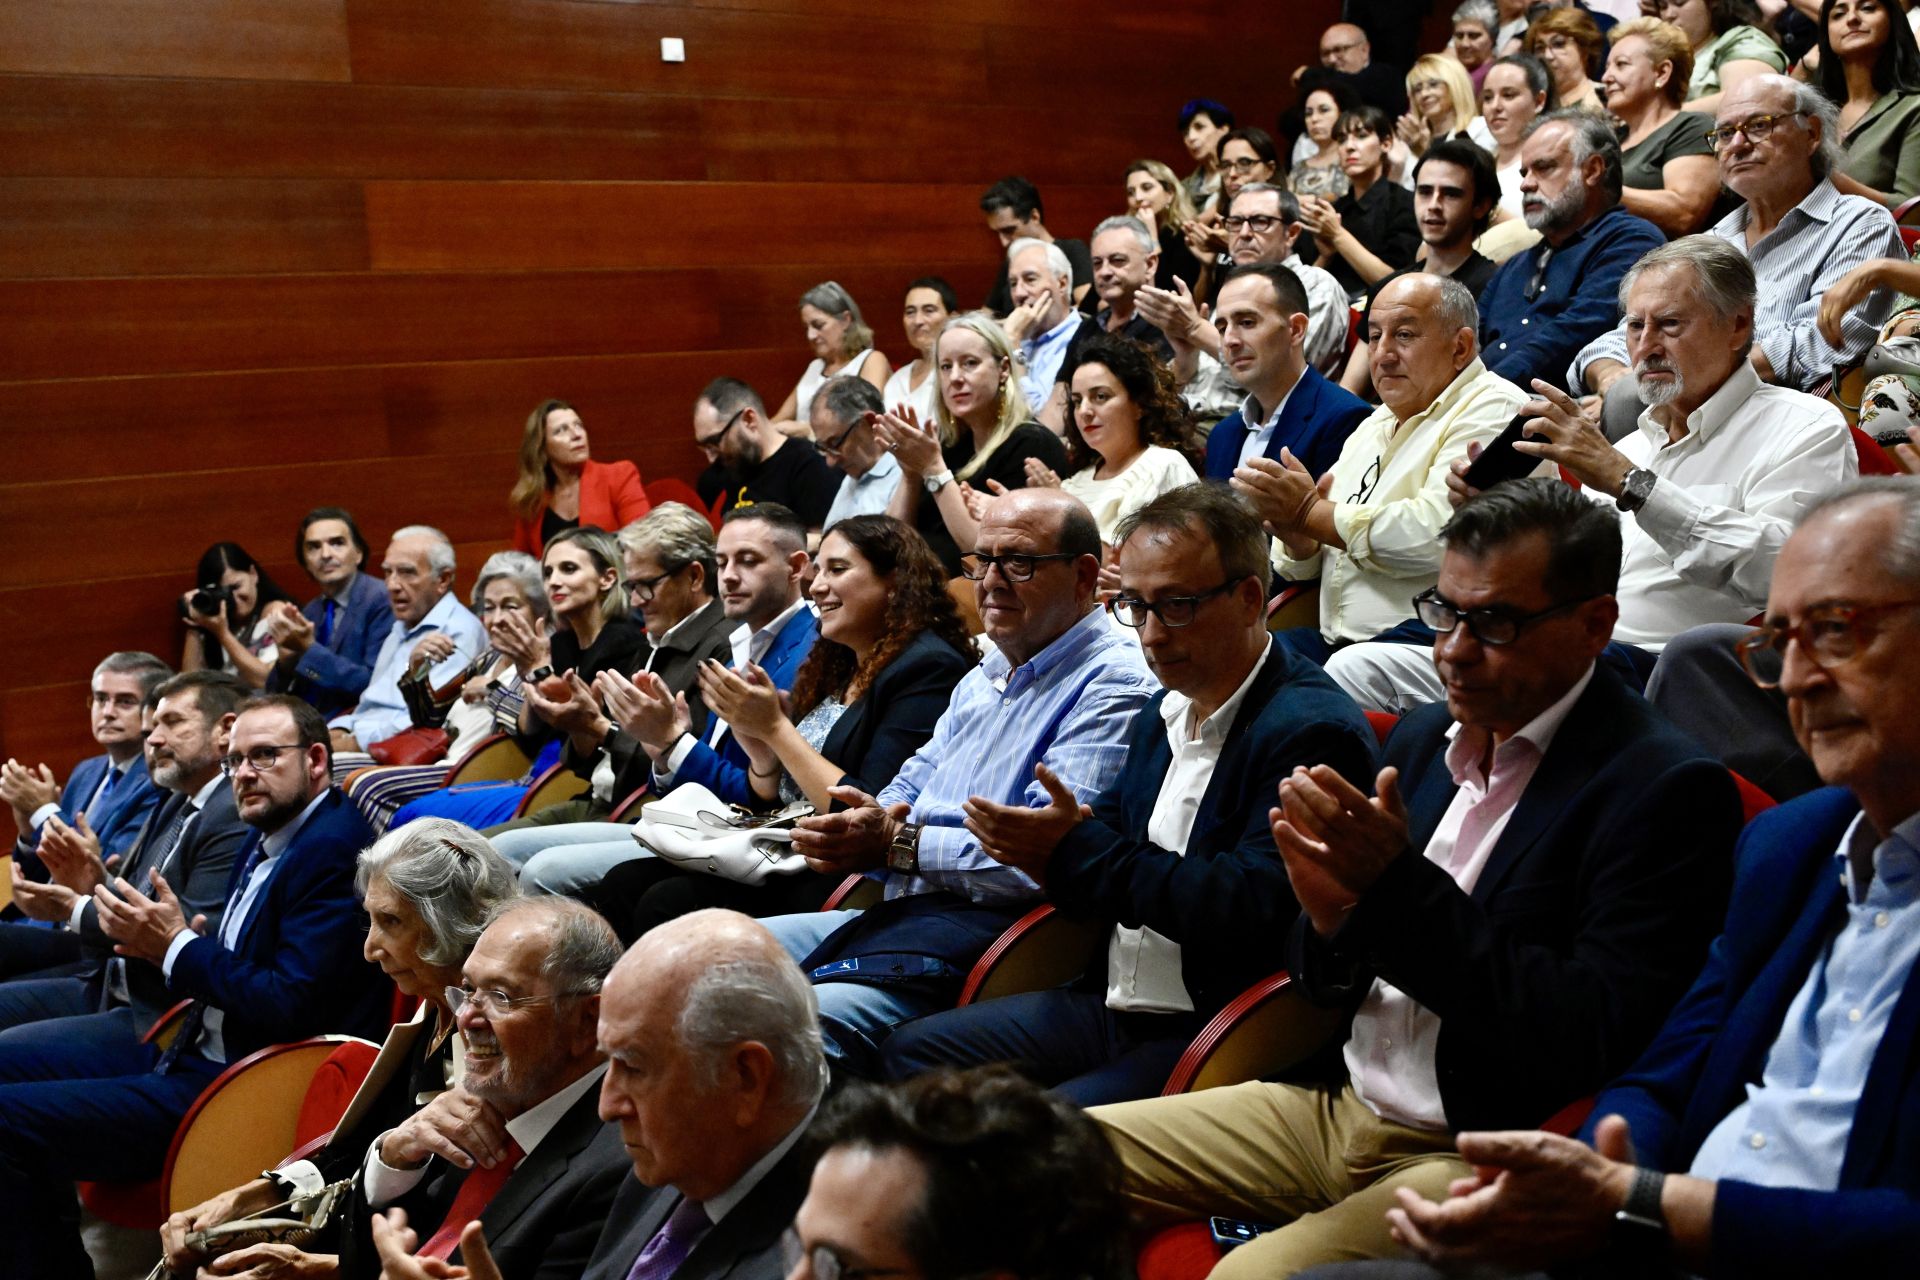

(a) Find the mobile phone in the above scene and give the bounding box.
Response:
[1460,412,1540,491]
[1208,1216,1274,1253]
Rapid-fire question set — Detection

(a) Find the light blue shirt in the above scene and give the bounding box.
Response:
[823,450,903,531]
[878,607,1155,905]
[338,591,486,744]
[1691,810,1920,1189]
[1019,311,1084,412]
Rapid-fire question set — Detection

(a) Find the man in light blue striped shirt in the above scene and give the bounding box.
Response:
[763,488,1156,1072]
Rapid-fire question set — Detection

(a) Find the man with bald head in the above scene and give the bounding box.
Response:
[1233,272,1531,664]
[757,487,1156,1074]
[1294,21,1409,118]
[1574,74,1904,406]
[375,907,827,1280]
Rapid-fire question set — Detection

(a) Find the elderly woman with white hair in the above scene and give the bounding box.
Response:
[159,820,520,1278]
[769,280,892,437]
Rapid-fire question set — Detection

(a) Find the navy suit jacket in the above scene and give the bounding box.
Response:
[168,788,388,1062]
[1046,637,1376,1015]
[1202,366,1371,484]
[1286,665,1742,1132]
[14,751,164,868]
[1590,787,1920,1275]
[669,606,819,806]
[269,572,395,718]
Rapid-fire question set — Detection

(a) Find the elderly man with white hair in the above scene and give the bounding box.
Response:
[1002,235,1084,431]
[329,524,486,763]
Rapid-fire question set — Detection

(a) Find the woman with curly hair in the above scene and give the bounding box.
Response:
[589,515,975,940]
[1026,334,1199,549]
[508,398,650,556]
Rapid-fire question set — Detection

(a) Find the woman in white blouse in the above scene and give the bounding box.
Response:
[881,276,954,427]
[769,280,890,437]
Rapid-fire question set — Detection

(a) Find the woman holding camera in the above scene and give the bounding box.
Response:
[179,542,296,689]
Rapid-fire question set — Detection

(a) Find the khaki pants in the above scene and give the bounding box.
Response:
[1092,1082,1468,1278]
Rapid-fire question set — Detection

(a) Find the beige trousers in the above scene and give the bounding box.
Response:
[1092,1081,1469,1279]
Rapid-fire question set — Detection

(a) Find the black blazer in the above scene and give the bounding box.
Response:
[1046,636,1377,1016]
[581,1128,817,1280]
[343,1076,630,1280]
[1286,664,1742,1133]
[818,630,974,799]
[581,596,736,790]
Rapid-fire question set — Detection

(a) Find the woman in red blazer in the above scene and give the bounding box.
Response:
[509,398,651,554]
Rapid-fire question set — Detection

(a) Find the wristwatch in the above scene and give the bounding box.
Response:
[1616,467,1657,513]
[1611,1165,1669,1254]
[887,822,923,874]
[924,469,955,495]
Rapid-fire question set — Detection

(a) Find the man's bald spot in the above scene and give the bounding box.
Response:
[1720,72,1801,120]
[982,485,1089,541]
[1324,22,1367,47]
[1374,272,1446,317]
[610,908,785,996]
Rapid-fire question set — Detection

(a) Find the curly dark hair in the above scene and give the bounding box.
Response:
[787,516,972,720]
[1060,332,1195,475]
[809,1067,1132,1280]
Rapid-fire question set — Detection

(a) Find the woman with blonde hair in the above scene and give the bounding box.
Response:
[1605,17,1722,236]
[1124,158,1209,294]
[877,312,1069,575]
[508,398,650,556]
[1393,54,1495,180]
[769,279,891,434]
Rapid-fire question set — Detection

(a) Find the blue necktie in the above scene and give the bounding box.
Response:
[318,598,337,647]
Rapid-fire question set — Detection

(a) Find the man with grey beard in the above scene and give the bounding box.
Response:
[1328,236,1857,719]
[1476,110,1664,393]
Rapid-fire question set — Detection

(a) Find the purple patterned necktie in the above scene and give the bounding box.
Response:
[624,1196,708,1280]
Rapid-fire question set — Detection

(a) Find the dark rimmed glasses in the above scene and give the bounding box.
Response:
[1412,587,1599,646]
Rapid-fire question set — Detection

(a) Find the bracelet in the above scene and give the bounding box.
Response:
[749,763,783,780]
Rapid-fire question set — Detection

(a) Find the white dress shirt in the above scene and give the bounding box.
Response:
[1345,666,1594,1131]
[1611,362,1856,649]
[1107,648,1271,1014]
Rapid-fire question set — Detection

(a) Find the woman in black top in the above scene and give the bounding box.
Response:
[523,526,651,739]
[1299,105,1422,300]
[879,313,1069,576]
[1125,158,1209,297]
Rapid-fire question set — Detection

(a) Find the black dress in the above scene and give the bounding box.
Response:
[912,422,1071,575]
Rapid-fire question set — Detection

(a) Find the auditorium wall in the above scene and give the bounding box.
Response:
[0,0,1331,778]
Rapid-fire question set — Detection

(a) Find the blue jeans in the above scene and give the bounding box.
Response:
[488,822,647,897]
[761,910,939,1074]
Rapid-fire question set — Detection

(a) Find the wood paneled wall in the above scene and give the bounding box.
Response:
[0,0,1330,775]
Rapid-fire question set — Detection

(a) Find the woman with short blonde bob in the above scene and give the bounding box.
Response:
[770,280,891,434]
[508,398,650,557]
[878,313,1069,576]
[1393,54,1494,180]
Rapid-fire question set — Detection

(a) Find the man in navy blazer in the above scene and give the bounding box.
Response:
[1088,480,1741,1275]
[882,484,1377,1103]
[0,693,387,1279]
[266,506,396,718]
[1202,264,1371,485]
[1321,479,1920,1279]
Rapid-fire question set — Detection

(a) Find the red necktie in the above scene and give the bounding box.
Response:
[418,1137,525,1260]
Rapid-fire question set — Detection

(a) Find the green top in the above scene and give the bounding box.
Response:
[1622,110,1716,190]
[1841,91,1920,200]
[1688,25,1787,98]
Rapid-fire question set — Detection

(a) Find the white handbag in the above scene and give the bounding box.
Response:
[631,782,813,885]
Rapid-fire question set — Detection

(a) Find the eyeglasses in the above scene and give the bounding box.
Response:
[695,407,746,455]
[627,562,688,604]
[819,414,866,458]
[1222,156,1270,173]
[1321,38,1366,58]
[1347,455,1384,505]
[780,1230,912,1280]
[1108,579,1243,629]
[1413,587,1599,646]
[220,743,305,776]
[1735,600,1920,688]
[1221,214,1283,233]
[1705,111,1805,152]
[445,984,589,1019]
[956,551,1080,582]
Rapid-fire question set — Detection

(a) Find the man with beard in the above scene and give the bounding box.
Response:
[343,897,629,1280]
[694,377,842,534]
[1478,111,1664,392]
[1328,236,1856,717]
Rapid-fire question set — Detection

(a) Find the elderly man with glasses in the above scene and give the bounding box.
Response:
[1298,477,1920,1280]
[753,487,1155,1076]
[877,484,1377,1105]
[0,693,389,1278]
[815,375,903,531]
[1086,478,1742,1277]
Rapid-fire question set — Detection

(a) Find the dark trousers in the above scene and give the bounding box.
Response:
[879,987,1205,1107]
[0,1007,221,1280]
[0,920,84,978]
[587,859,837,948]
[1646,622,1821,801]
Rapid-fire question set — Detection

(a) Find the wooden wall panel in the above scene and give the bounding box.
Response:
[1,0,1333,779]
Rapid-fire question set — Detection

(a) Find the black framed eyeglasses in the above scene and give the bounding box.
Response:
[1413,587,1599,646]
[219,743,305,776]
[1705,111,1805,152]
[819,414,866,458]
[696,407,746,454]
[1735,600,1920,688]
[1347,455,1384,505]
[627,561,689,603]
[1107,579,1244,629]
[1221,214,1283,233]
[957,551,1080,582]
[779,1229,912,1280]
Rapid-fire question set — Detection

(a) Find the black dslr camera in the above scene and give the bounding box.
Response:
[180,582,234,620]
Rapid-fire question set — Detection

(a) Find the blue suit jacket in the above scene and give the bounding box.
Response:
[167,788,388,1062]
[673,607,819,806]
[1202,366,1371,484]
[1590,787,1920,1276]
[268,573,395,718]
[13,751,164,869]
[1046,636,1376,1015]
